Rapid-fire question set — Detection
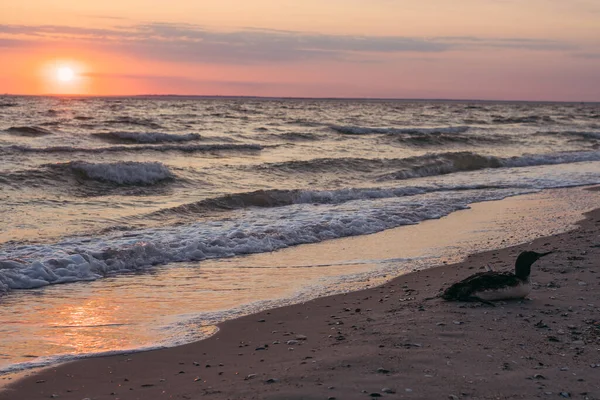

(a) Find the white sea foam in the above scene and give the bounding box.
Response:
[60,161,175,185]
[0,188,500,293]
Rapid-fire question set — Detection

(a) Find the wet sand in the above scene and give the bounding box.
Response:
[2,199,600,399]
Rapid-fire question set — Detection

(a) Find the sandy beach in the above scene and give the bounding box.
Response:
[2,193,599,400]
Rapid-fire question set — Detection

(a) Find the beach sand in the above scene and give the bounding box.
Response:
[1,200,599,399]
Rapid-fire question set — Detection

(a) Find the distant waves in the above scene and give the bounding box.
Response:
[330,125,471,135]
[0,143,263,154]
[92,131,202,144]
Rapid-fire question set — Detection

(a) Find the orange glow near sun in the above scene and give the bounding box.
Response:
[39,60,88,95]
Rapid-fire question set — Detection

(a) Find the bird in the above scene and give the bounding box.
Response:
[439,250,553,304]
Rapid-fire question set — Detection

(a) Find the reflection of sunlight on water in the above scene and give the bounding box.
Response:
[50,300,124,354]
[0,187,599,375]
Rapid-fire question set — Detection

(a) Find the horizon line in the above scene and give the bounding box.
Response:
[1,93,598,104]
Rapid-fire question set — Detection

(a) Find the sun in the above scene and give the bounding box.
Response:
[40,60,89,94]
[57,66,75,82]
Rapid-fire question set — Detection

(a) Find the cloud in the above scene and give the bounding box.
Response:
[0,24,138,39]
[572,52,600,59]
[0,38,31,48]
[436,36,574,51]
[0,22,578,65]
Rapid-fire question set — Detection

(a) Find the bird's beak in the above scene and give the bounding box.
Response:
[538,251,553,258]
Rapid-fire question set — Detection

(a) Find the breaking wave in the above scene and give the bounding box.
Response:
[0,187,529,295]
[49,161,175,185]
[93,131,202,144]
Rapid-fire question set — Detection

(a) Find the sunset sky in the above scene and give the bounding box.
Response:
[1,0,599,100]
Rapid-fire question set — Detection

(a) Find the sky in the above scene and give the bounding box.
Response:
[0,0,599,100]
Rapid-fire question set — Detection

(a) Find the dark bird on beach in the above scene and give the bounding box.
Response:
[440,250,553,303]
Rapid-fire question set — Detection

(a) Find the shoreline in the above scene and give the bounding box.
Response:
[2,190,599,399]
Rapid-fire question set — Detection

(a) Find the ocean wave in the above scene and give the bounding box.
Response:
[539,131,600,141]
[105,116,163,129]
[257,157,396,174]
[0,102,18,108]
[331,125,471,135]
[285,118,324,127]
[1,162,176,195]
[152,186,430,216]
[501,151,600,168]
[255,150,600,182]
[250,131,323,143]
[381,152,502,180]
[93,131,202,144]
[4,126,53,136]
[2,159,600,295]
[49,161,175,185]
[396,132,505,146]
[0,188,528,295]
[1,143,263,154]
[279,132,322,141]
[491,115,554,124]
[328,125,500,146]
[381,150,600,180]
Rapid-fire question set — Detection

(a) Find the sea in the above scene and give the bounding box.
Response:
[1,96,600,376]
